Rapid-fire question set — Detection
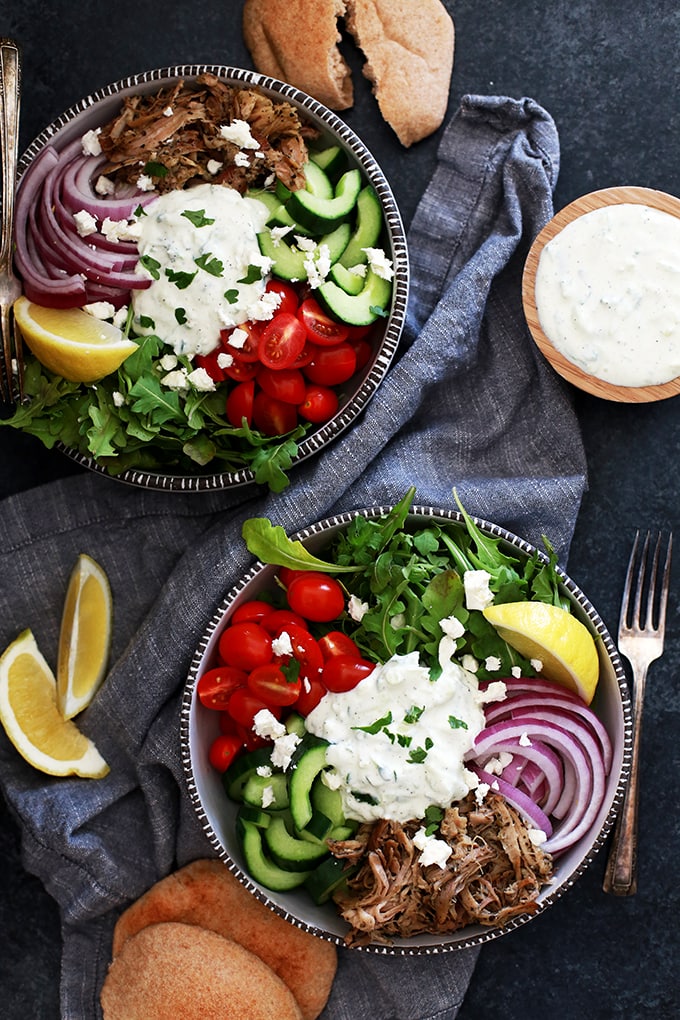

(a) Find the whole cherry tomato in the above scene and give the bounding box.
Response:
[197,665,247,709]
[257,366,307,404]
[321,654,375,693]
[208,734,243,772]
[265,279,299,316]
[227,687,274,729]
[261,608,308,634]
[286,571,345,622]
[230,600,275,625]
[253,391,299,436]
[303,343,357,386]
[298,384,339,424]
[318,630,362,661]
[218,621,272,671]
[226,379,255,428]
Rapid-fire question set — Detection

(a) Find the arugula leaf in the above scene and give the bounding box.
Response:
[241,518,357,572]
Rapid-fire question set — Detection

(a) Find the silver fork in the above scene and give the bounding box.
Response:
[0,37,23,405]
[602,530,672,895]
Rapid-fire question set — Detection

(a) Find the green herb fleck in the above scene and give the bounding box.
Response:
[424,805,444,836]
[140,255,161,280]
[182,208,215,228]
[396,733,412,748]
[352,712,393,735]
[144,161,168,177]
[238,265,263,285]
[369,304,388,318]
[195,252,224,277]
[404,705,425,725]
[224,289,239,304]
[133,204,147,218]
[351,791,379,806]
[165,267,197,290]
[139,315,156,330]
[174,308,187,325]
[407,737,433,765]
[448,715,468,730]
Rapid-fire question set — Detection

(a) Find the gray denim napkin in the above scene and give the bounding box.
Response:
[0,95,587,1020]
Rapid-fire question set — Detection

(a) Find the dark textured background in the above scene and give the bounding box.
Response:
[1,2,679,1017]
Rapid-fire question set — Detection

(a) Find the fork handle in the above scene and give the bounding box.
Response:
[602,662,647,895]
[0,38,21,271]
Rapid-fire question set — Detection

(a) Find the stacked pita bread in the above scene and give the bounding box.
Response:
[100,859,337,1020]
[242,0,454,147]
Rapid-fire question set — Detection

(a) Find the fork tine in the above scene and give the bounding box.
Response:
[619,530,641,632]
[656,533,673,637]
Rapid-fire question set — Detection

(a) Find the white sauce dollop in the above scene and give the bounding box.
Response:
[132,183,273,357]
[305,647,492,823]
[534,203,680,386]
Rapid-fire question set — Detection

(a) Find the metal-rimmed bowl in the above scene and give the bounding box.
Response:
[16,65,409,492]
[180,504,631,953]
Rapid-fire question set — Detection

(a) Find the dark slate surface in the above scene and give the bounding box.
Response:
[1,2,679,1017]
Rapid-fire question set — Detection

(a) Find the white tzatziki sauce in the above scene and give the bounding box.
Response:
[305,642,501,823]
[132,183,275,357]
[534,203,680,386]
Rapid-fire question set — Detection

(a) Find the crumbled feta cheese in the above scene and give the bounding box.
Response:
[440,615,465,640]
[348,263,367,278]
[234,151,250,168]
[83,301,116,320]
[348,594,369,622]
[519,731,533,747]
[161,369,189,390]
[73,209,98,237]
[531,658,544,673]
[363,247,394,281]
[256,765,273,778]
[269,225,294,247]
[112,305,129,330]
[482,751,514,775]
[136,174,155,192]
[159,353,179,371]
[270,731,301,771]
[321,769,342,790]
[528,828,548,846]
[461,653,479,673]
[94,175,115,196]
[485,655,502,672]
[101,217,142,243]
[260,785,275,809]
[112,391,125,408]
[187,367,216,391]
[463,569,494,611]
[219,119,260,149]
[227,327,248,350]
[413,827,452,868]
[511,665,522,678]
[304,243,331,288]
[81,128,102,156]
[272,631,293,657]
[163,106,174,117]
[477,680,507,704]
[207,159,223,175]
[264,172,276,187]
[253,709,286,741]
[217,351,235,369]
[474,781,490,805]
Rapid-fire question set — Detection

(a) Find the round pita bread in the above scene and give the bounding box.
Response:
[101,922,303,1020]
[112,859,337,1020]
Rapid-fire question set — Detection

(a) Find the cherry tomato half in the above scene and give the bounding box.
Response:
[257,366,307,404]
[194,347,227,382]
[286,571,345,622]
[227,687,273,729]
[321,654,375,693]
[223,358,258,382]
[259,312,307,369]
[208,734,243,772]
[318,630,362,661]
[226,379,255,428]
[261,608,308,634]
[218,621,272,671]
[295,675,327,716]
[197,665,247,709]
[298,384,339,424]
[265,279,299,316]
[298,298,349,346]
[253,391,299,436]
[247,662,302,706]
[273,623,324,680]
[347,336,372,371]
[303,342,357,386]
[221,321,263,363]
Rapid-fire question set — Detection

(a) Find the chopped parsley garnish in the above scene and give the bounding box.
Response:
[396,733,412,748]
[224,288,239,304]
[352,711,393,735]
[404,705,425,724]
[174,308,187,325]
[133,204,147,218]
[144,161,169,177]
[407,737,433,765]
[448,715,468,730]
[351,791,379,806]
[194,252,224,277]
[165,267,197,290]
[139,314,156,330]
[237,265,263,285]
[423,805,445,836]
[182,208,215,228]
[140,254,161,280]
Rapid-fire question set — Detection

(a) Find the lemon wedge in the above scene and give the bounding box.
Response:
[0,629,110,778]
[482,601,600,704]
[13,295,137,382]
[57,554,112,720]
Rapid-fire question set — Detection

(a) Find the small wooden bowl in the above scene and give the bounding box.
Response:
[522,186,680,403]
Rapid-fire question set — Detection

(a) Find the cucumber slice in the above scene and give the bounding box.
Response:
[242,771,289,811]
[247,190,313,237]
[223,747,274,802]
[298,810,334,843]
[238,816,310,891]
[329,261,365,296]
[338,186,384,268]
[264,814,330,871]
[285,712,307,738]
[288,740,330,831]
[301,160,334,199]
[257,222,351,282]
[311,776,345,828]
[304,857,358,905]
[286,169,362,233]
[238,803,272,829]
[318,267,392,326]
[310,144,347,180]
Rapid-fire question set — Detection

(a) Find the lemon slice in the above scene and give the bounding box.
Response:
[13,295,138,382]
[57,554,112,720]
[0,629,110,778]
[482,601,600,704]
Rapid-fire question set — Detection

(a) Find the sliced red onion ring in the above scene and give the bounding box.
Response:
[470,735,565,817]
[472,767,553,839]
[58,148,157,219]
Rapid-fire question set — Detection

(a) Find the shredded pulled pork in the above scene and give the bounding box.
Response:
[328,793,554,946]
[96,73,317,194]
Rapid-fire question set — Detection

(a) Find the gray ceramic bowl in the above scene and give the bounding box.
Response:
[180,505,631,953]
[16,65,409,491]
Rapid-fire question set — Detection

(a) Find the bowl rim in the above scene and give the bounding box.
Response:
[522,185,680,404]
[18,64,409,492]
[180,503,632,954]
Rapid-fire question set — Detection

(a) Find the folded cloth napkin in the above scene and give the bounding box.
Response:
[0,95,587,1020]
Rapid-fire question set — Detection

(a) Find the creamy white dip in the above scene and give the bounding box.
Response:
[534,203,680,386]
[132,183,275,357]
[305,644,496,823]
